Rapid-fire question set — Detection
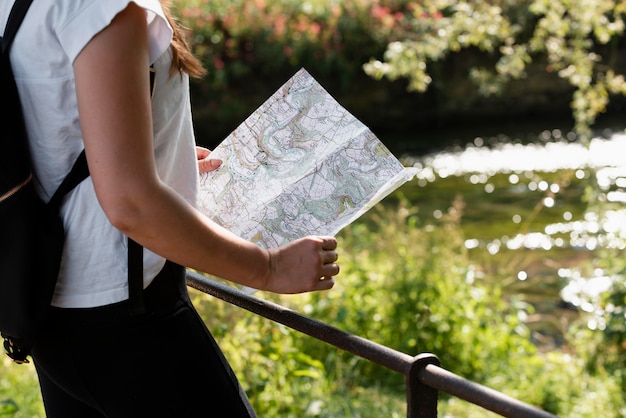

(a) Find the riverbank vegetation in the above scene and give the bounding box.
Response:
[176,0,626,147]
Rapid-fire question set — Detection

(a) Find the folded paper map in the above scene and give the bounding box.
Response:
[198,68,418,292]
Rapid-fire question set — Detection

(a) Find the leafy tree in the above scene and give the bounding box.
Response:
[363,0,626,138]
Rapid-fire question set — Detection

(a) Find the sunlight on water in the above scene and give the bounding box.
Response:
[410,131,626,327]
[415,132,626,176]
[412,133,626,249]
[559,269,614,330]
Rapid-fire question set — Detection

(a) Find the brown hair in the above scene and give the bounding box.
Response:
[162,3,206,80]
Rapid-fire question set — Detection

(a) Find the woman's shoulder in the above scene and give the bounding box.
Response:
[13,0,169,65]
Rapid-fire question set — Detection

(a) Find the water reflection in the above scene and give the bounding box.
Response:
[413,132,626,176]
[407,131,626,336]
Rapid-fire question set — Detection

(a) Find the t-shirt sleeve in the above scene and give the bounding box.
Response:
[57,0,173,65]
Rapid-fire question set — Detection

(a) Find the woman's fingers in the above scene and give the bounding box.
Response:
[319,236,339,284]
[316,276,336,290]
[196,146,222,173]
[320,236,337,250]
[322,249,338,264]
[198,158,222,173]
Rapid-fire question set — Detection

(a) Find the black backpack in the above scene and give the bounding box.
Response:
[1,0,146,365]
[0,0,90,363]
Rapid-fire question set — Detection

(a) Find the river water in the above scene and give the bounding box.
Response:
[398,127,626,348]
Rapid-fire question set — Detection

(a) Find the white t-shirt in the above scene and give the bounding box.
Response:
[0,0,200,308]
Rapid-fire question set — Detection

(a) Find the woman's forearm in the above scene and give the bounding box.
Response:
[109,180,271,289]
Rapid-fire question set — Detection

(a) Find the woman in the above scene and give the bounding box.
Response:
[1,1,339,416]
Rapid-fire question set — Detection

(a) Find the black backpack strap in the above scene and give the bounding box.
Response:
[47,150,89,210]
[47,151,145,315]
[127,238,145,315]
[2,0,34,51]
[48,151,145,315]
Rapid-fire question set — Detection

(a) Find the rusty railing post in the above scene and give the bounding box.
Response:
[406,353,440,418]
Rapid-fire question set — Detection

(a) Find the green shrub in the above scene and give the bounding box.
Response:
[0,359,43,418]
[193,195,624,416]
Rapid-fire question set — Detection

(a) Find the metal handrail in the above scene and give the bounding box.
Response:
[186,270,558,418]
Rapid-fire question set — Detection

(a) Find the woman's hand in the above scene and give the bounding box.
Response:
[258,236,340,294]
[196,146,222,173]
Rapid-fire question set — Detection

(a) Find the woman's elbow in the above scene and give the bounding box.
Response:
[97,192,147,236]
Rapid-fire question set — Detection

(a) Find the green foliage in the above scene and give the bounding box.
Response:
[173,0,626,147]
[563,188,626,400]
[363,0,626,138]
[0,359,43,418]
[172,0,403,143]
[175,0,383,92]
[192,195,624,416]
[554,167,626,401]
[300,197,537,386]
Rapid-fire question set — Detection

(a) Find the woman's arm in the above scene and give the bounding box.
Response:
[73,4,338,293]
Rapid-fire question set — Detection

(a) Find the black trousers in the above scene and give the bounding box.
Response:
[31,261,257,418]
